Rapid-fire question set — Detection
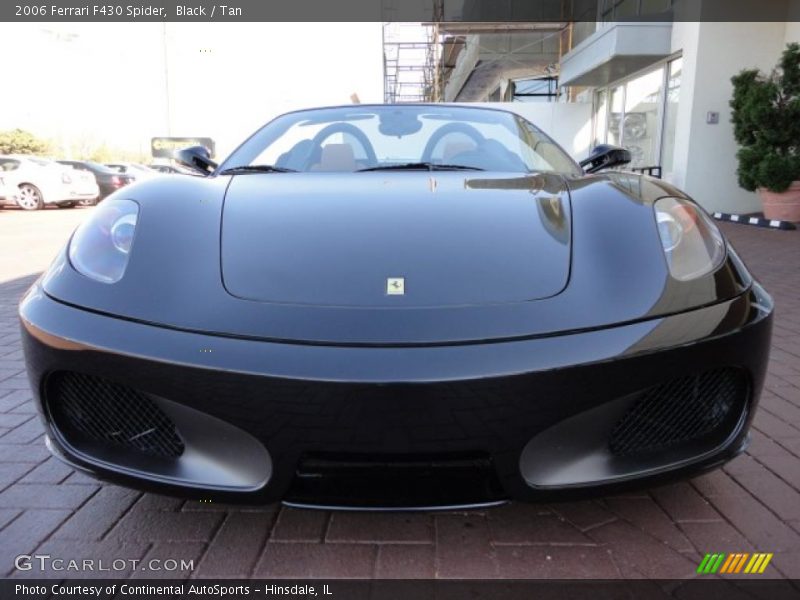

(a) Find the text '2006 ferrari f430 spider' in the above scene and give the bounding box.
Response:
[19,105,772,510]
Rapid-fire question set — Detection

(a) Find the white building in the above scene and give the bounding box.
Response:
[439,3,800,214]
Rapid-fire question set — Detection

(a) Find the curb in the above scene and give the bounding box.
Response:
[712,212,796,230]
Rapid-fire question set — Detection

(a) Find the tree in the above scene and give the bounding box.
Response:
[730,43,800,193]
[88,143,115,163]
[0,129,51,155]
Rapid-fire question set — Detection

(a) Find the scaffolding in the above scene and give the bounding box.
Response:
[383,22,442,103]
[383,14,581,103]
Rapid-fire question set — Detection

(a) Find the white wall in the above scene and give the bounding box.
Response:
[470,102,595,161]
[786,21,800,44]
[670,22,787,213]
[478,18,798,217]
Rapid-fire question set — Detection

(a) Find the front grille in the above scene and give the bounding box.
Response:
[287,452,507,508]
[609,368,747,457]
[48,372,184,459]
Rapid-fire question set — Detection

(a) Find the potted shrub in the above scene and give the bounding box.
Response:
[730,43,800,222]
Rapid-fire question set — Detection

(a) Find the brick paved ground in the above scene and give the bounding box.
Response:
[1,207,799,579]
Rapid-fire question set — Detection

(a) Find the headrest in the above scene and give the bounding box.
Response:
[313,143,356,172]
[443,141,476,160]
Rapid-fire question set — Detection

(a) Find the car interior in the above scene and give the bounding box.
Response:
[274,122,529,172]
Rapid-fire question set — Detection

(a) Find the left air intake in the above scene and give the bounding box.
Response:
[48,372,185,459]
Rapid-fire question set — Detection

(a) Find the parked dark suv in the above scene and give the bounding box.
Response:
[57,160,134,202]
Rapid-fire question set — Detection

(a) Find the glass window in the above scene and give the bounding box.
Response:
[599,0,617,22]
[571,22,598,48]
[641,0,674,14]
[608,85,624,147]
[660,57,682,175]
[593,90,608,148]
[512,77,558,103]
[622,67,664,168]
[600,0,674,19]
[614,0,639,18]
[593,60,678,170]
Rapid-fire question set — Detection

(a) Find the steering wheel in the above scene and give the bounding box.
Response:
[420,122,487,163]
[303,122,378,170]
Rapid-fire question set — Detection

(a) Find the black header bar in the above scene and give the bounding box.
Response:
[2,0,800,23]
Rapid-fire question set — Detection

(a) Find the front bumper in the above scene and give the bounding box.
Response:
[20,283,773,508]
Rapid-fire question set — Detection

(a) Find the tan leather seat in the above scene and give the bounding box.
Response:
[311,144,357,172]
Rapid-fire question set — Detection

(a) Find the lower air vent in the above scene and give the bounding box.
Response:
[48,372,184,459]
[287,452,507,508]
[609,368,747,458]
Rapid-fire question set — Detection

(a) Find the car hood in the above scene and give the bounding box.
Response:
[221,172,571,308]
[41,172,749,346]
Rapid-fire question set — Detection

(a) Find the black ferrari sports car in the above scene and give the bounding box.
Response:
[20,105,772,509]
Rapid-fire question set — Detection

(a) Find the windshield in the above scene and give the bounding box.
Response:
[221,105,582,176]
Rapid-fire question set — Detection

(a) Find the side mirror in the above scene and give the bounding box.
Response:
[579,144,632,174]
[173,146,218,176]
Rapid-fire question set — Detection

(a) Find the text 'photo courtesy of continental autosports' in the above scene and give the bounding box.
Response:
[18,104,772,510]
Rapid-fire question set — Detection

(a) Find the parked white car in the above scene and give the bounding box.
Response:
[0,174,18,205]
[0,155,99,210]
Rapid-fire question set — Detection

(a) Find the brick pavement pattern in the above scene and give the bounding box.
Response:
[1,208,799,579]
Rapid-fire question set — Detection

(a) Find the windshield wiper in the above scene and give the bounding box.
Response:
[357,162,484,172]
[220,164,297,175]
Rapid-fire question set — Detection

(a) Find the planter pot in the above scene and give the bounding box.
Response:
[758,182,800,222]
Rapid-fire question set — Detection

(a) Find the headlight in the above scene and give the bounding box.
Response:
[68,199,139,283]
[654,197,724,281]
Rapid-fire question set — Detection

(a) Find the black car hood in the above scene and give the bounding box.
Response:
[41,172,749,346]
[221,172,571,308]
